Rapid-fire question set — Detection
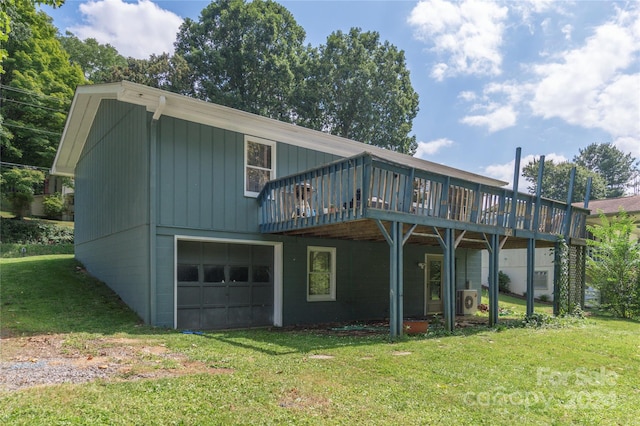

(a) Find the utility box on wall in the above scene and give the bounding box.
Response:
[456,289,478,315]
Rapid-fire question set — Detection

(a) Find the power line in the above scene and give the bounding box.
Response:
[2,122,62,137]
[0,97,68,113]
[0,84,72,104]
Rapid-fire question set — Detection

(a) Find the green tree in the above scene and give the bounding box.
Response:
[0,0,64,75]
[586,209,640,318]
[58,31,127,83]
[0,168,45,219]
[522,159,606,203]
[1,0,84,168]
[108,53,191,92]
[174,0,306,122]
[298,28,419,154]
[574,143,639,198]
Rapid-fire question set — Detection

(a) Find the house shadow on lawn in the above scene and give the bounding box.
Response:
[197,315,509,356]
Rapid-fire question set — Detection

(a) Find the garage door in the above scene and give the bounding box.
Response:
[176,241,274,330]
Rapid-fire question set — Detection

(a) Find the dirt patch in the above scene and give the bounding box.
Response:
[278,387,332,412]
[0,334,232,391]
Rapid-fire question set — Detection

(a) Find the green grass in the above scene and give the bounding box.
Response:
[1,256,639,425]
[0,243,74,258]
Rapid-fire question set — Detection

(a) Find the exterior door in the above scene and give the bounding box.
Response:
[424,254,444,314]
[176,241,274,330]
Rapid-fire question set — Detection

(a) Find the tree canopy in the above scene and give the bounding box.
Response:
[58,31,127,83]
[1,0,84,168]
[586,210,640,319]
[297,28,419,154]
[522,159,606,203]
[175,0,306,122]
[573,143,639,198]
[174,0,418,153]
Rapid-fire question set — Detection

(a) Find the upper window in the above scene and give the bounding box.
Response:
[307,246,336,302]
[244,136,276,197]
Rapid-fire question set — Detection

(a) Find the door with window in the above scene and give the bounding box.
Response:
[424,254,444,314]
[176,241,274,330]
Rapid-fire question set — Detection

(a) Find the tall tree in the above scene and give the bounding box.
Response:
[0,0,84,168]
[586,210,640,319]
[58,31,127,83]
[108,53,191,92]
[573,143,639,198]
[174,0,306,122]
[522,159,606,203]
[297,28,419,154]
[1,1,65,75]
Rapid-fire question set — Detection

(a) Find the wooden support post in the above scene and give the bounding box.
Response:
[562,167,576,236]
[553,240,561,316]
[510,147,521,229]
[488,233,500,326]
[526,238,535,317]
[376,220,414,337]
[532,155,545,233]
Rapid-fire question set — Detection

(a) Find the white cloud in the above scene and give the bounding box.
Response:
[461,105,517,132]
[561,24,573,40]
[484,153,568,191]
[408,0,508,79]
[414,138,454,158]
[68,0,183,58]
[529,8,640,145]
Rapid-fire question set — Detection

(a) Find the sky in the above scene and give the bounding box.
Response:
[41,0,640,191]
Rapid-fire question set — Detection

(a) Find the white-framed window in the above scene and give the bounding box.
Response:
[534,271,548,290]
[244,136,276,197]
[307,246,336,302]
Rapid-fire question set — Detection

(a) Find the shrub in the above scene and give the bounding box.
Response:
[43,193,65,219]
[539,294,550,303]
[498,271,511,293]
[0,168,45,219]
[0,218,74,244]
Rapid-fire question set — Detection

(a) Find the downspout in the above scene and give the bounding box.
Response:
[148,95,166,325]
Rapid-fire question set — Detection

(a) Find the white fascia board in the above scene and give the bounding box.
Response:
[52,81,507,187]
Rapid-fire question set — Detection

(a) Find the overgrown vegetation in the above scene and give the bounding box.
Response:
[1,255,639,425]
[498,270,511,293]
[0,217,74,245]
[586,209,640,319]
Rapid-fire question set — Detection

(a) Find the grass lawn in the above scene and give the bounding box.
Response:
[1,255,639,425]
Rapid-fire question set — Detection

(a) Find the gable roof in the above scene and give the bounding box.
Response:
[52,81,507,187]
[575,195,640,216]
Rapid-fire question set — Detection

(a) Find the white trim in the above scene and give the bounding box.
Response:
[306,246,337,302]
[244,135,277,198]
[52,81,507,188]
[173,235,283,328]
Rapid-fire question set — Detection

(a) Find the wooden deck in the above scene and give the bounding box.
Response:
[258,153,588,248]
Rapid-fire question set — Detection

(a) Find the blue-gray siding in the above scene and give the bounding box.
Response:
[75,100,151,321]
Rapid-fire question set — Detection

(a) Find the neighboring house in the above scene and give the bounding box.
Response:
[483,195,640,300]
[51,81,589,335]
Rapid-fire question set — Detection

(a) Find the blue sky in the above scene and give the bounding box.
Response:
[42,0,640,191]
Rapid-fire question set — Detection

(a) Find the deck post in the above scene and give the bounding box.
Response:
[442,228,453,331]
[488,233,500,326]
[376,220,405,337]
[526,238,535,316]
[509,147,521,229]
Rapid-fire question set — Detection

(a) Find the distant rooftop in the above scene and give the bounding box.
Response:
[576,195,640,216]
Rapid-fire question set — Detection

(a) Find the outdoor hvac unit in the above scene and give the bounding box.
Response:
[456,290,478,315]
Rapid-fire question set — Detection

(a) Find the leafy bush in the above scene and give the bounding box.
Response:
[586,210,640,319]
[0,218,74,244]
[498,271,511,293]
[0,168,45,219]
[43,193,65,219]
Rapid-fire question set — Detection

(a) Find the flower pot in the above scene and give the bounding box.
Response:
[403,320,429,335]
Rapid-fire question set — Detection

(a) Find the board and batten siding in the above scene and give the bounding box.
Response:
[156,116,338,234]
[74,99,151,322]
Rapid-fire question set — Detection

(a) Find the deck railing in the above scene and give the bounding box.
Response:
[258,153,589,240]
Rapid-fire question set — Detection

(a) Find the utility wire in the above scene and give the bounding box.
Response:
[0,97,68,113]
[0,84,72,104]
[2,122,62,136]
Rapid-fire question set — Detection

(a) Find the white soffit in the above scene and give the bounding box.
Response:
[52,81,507,187]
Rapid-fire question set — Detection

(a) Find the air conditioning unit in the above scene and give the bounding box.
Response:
[457,290,478,315]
